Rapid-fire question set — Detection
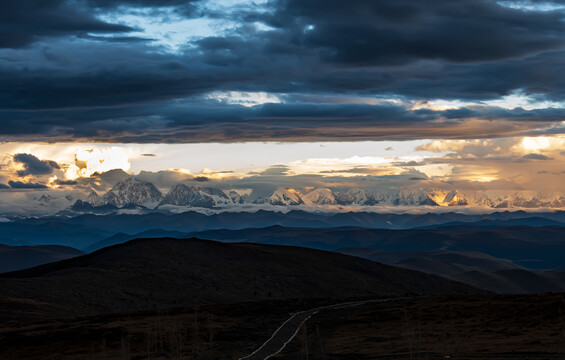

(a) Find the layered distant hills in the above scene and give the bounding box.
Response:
[2,208,565,250]
[1,213,565,293]
[182,226,565,293]
[63,178,565,214]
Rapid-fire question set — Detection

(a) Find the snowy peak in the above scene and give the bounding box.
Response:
[443,190,469,206]
[159,184,230,208]
[333,189,467,207]
[302,188,337,205]
[401,190,470,207]
[87,190,106,207]
[160,184,198,206]
[101,178,163,208]
[384,190,435,206]
[257,187,304,206]
[424,190,450,206]
[228,190,248,204]
[337,188,378,206]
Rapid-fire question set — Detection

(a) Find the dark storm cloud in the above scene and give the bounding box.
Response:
[75,34,154,43]
[8,180,48,189]
[13,153,60,177]
[2,99,565,142]
[396,50,565,101]
[84,0,202,19]
[0,1,133,48]
[194,0,565,100]
[2,0,565,142]
[267,0,565,65]
[85,0,198,7]
[0,100,415,141]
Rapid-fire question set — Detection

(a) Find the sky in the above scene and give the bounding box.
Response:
[1,0,565,214]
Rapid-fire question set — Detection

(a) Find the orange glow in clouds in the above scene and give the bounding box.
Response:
[521,137,551,152]
[65,147,131,180]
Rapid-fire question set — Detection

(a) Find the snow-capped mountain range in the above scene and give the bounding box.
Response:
[70,178,565,212]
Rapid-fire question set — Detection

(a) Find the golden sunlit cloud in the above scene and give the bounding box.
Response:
[65,147,131,180]
[508,136,565,156]
[521,137,551,152]
[199,168,238,180]
[464,174,499,183]
[47,175,58,188]
[171,168,192,175]
[414,164,453,178]
[416,139,493,153]
[288,156,396,176]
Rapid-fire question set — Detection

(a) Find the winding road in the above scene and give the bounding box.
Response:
[239,298,396,360]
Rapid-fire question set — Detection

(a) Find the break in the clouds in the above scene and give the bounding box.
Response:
[0,137,564,215]
[2,0,565,142]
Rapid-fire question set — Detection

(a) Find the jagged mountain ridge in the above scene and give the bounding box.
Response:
[101,178,163,208]
[159,183,231,208]
[256,187,304,205]
[71,179,565,211]
[265,187,565,208]
[302,188,338,205]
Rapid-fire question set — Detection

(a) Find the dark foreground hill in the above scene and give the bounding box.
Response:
[0,238,477,315]
[0,244,84,273]
[2,294,564,360]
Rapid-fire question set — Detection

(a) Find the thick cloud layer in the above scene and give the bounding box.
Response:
[1,99,563,142]
[269,0,565,65]
[1,0,565,142]
[0,1,133,48]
